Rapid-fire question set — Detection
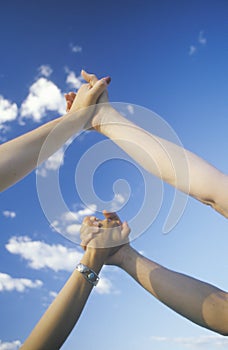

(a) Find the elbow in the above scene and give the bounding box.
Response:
[218,330,228,337]
[198,196,228,218]
[206,316,228,337]
[214,325,228,337]
[203,292,228,336]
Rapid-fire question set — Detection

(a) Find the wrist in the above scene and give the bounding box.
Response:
[63,108,90,132]
[92,105,117,133]
[119,245,135,269]
[80,248,107,274]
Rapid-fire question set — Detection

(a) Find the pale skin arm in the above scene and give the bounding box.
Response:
[106,243,228,336]
[0,70,110,192]
[66,72,228,218]
[20,213,130,350]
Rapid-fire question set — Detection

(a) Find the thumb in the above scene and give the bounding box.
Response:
[122,221,131,239]
[89,78,109,102]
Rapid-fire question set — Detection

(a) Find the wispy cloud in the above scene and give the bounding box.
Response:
[189,45,197,56]
[126,104,134,115]
[20,77,65,123]
[36,137,74,177]
[0,272,42,292]
[110,193,126,212]
[2,210,16,219]
[188,30,207,56]
[49,290,58,299]
[0,340,21,350]
[151,335,228,348]
[69,43,82,53]
[36,147,65,177]
[38,65,53,78]
[198,31,207,45]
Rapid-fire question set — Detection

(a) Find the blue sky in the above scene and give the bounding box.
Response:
[0,1,228,349]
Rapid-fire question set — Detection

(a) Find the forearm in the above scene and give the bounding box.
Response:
[20,250,105,350]
[97,107,228,217]
[0,110,85,191]
[120,245,228,335]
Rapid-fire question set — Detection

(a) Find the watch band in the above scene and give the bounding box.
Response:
[76,263,99,286]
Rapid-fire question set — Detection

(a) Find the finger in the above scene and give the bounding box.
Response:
[81,70,98,86]
[82,216,90,224]
[121,221,131,238]
[65,92,76,101]
[82,217,99,228]
[69,91,76,99]
[80,226,99,240]
[103,210,121,223]
[81,231,99,247]
[89,78,109,100]
[97,90,109,104]
[80,242,87,251]
[66,101,71,112]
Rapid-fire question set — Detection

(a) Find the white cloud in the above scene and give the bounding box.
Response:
[0,340,21,350]
[2,211,16,219]
[126,104,134,115]
[96,275,113,294]
[189,45,197,56]
[36,147,65,177]
[70,44,82,53]
[151,335,228,348]
[110,193,126,212]
[6,235,116,295]
[49,290,58,299]
[20,77,65,123]
[38,65,53,78]
[6,236,82,272]
[66,70,83,89]
[198,31,207,45]
[189,31,207,56]
[36,136,73,177]
[0,272,42,292]
[0,96,18,125]
[51,204,97,239]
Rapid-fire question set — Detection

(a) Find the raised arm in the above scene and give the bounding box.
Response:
[0,71,109,192]
[66,72,228,218]
[20,213,130,350]
[106,243,228,336]
[95,106,228,218]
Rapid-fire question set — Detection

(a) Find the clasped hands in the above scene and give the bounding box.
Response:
[64,70,112,131]
[80,210,130,266]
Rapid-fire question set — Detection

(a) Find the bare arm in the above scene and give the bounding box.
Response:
[0,71,109,192]
[20,213,130,350]
[20,249,105,350]
[107,244,228,335]
[66,71,228,218]
[95,106,228,218]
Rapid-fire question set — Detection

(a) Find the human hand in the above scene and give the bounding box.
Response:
[80,210,130,261]
[65,70,112,130]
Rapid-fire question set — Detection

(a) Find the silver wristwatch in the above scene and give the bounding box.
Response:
[76,263,99,286]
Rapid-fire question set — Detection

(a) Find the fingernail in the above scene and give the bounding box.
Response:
[104,76,111,84]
